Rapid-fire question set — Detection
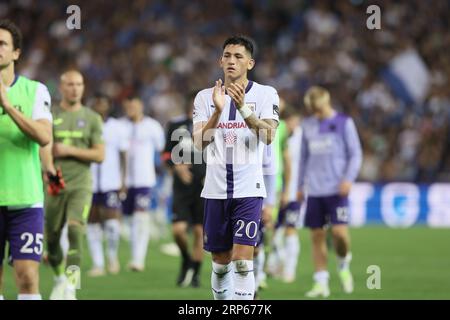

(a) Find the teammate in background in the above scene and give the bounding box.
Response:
[87,94,128,277]
[121,96,165,272]
[193,35,279,300]
[43,70,104,300]
[0,20,52,300]
[298,86,362,298]
[254,143,277,296]
[162,91,206,288]
[273,106,302,283]
[265,98,292,278]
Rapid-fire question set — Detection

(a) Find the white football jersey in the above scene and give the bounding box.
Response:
[91,118,129,193]
[193,81,279,199]
[288,126,302,201]
[121,116,165,188]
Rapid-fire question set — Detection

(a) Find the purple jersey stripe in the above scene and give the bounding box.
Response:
[224,81,253,199]
[245,81,253,93]
[226,163,234,199]
[229,100,237,121]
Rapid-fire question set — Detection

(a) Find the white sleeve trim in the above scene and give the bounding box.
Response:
[31,83,52,122]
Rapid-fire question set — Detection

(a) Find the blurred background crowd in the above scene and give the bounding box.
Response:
[2,0,449,182]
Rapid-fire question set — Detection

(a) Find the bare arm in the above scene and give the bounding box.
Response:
[40,139,56,175]
[53,143,105,163]
[242,115,278,145]
[0,78,51,146]
[3,107,51,147]
[193,110,222,150]
[227,82,278,145]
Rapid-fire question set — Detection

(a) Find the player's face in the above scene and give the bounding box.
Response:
[124,98,144,119]
[60,72,85,105]
[0,29,20,69]
[93,97,110,116]
[220,44,254,81]
[311,101,327,116]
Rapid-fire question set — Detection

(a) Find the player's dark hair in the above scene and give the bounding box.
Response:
[0,20,22,51]
[94,92,111,104]
[223,35,255,57]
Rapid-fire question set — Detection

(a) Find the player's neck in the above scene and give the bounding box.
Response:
[0,65,16,87]
[60,100,82,112]
[224,76,248,91]
[318,106,335,120]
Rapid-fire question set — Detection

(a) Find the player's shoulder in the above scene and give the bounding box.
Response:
[195,87,214,102]
[336,112,350,120]
[105,116,122,126]
[143,116,163,129]
[302,116,318,128]
[252,81,278,96]
[83,106,99,117]
[17,75,49,93]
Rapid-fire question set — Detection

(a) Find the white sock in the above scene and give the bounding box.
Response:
[232,260,255,300]
[60,223,69,259]
[337,252,352,271]
[267,227,286,274]
[313,270,330,286]
[283,233,300,279]
[86,223,105,269]
[211,262,233,300]
[254,248,266,287]
[131,212,151,267]
[104,219,120,264]
[0,295,4,300]
[54,274,67,283]
[120,215,132,241]
[17,294,42,300]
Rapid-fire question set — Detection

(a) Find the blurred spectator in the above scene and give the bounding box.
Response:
[2,0,449,182]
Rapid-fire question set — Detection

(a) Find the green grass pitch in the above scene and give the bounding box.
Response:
[2,227,450,300]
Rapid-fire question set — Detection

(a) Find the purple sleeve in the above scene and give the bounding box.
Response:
[298,126,308,191]
[343,118,362,182]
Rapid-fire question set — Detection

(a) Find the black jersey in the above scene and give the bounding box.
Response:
[163,115,206,191]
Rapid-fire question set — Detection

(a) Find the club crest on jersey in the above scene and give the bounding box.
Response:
[77,119,86,128]
[245,102,256,112]
[223,130,238,145]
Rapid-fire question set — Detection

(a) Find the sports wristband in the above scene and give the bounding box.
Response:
[238,105,253,119]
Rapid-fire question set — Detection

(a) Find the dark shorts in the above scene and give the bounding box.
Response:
[172,188,204,225]
[45,189,93,233]
[0,206,44,265]
[276,201,302,228]
[304,195,349,229]
[122,187,151,216]
[203,197,263,252]
[256,220,265,248]
[92,191,122,210]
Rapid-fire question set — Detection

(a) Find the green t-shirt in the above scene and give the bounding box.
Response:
[0,76,50,206]
[275,120,288,192]
[51,105,103,192]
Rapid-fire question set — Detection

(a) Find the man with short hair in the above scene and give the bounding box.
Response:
[43,70,105,300]
[298,86,362,298]
[0,19,52,301]
[193,35,279,300]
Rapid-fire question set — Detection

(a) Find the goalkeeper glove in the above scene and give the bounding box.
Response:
[47,168,65,195]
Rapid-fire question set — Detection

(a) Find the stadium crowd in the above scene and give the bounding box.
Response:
[2,0,449,182]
